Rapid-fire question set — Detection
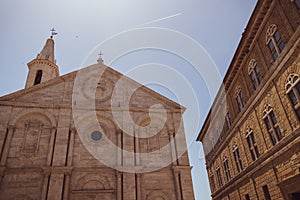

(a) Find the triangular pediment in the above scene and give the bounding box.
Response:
[0,63,184,112]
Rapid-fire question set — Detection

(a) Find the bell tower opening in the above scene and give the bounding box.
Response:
[34,70,43,85]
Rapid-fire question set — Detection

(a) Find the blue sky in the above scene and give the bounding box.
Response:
[0,1,257,199]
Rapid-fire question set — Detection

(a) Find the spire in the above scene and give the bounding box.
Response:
[36,38,56,63]
[25,30,59,89]
[36,28,57,63]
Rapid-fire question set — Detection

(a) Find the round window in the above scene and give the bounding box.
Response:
[91,131,103,141]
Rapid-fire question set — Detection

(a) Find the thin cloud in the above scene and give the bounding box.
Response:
[139,13,182,26]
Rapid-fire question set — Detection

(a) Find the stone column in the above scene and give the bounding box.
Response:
[136,174,141,200]
[41,171,50,200]
[134,128,140,166]
[117,129,122,166]
[169,129,178,165]
[47,127,57,166]
[41,127,56,199]
[117,171,122,200]
[123,173,136,200]
[0,125,15,165]
[66,129,75,166]
[63,128,75,199]
[173,170,182,200]
[63,174,71,200]
[47,173,65,199]
[47,109,71,199]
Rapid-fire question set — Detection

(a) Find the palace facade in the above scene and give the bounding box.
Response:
[197,1,300,200]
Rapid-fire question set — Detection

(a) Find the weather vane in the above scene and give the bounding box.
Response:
[50,28,58,39]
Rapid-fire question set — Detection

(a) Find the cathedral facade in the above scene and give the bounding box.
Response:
[197,1,300,200]
[0,35,194,198]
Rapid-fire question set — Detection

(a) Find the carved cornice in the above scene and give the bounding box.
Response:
[42,166,73,175]
[27,59,59,76]
[172,165,193,173]
[71,189,115,194]
[198,0,274,141]
[0,101,183,113]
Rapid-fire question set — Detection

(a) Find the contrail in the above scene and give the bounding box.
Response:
[139,13,182,26]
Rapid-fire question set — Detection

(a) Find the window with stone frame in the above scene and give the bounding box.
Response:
[209,171,216,192]
[233,144,243,173]
[263,104,282,145]
[217,125,221,138]
[223,156,231,182]
[22,120,43,154]
[262,185,272,200]
[248,59,263,90]
[235,87,246,112]
[216,165,223,188]
[245,126,260,161]
[34,70,43,85]
[245,194,250,200]
[285,73,300,121]
[266,24,285,60]
[225,111,232,129]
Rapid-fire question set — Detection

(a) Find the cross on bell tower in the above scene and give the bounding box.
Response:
[50,28,58,39]
[97,51,104,63]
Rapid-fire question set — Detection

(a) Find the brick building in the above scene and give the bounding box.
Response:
[0,35,194,198]
[197,1,300,200]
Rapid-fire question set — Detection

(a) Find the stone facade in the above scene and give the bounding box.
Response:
[0,35,194,199]
[197,1,300,200]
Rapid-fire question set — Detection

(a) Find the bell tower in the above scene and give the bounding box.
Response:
[25,30,59,88]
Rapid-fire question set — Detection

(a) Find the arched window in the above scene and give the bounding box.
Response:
[225,110,232,129]
[285,73,300,121]
[34,70,43,85]
[263,104,282,145]
[262,185,272,200]
[235,87,245,112]
[233,144,243,173]
[266,24,285,60]
[209,170,216,192]
[248,59,263,90]
[246,126,260,161]
[216,165,223,188]
[216,125,221,137]
[223,156,231,182]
